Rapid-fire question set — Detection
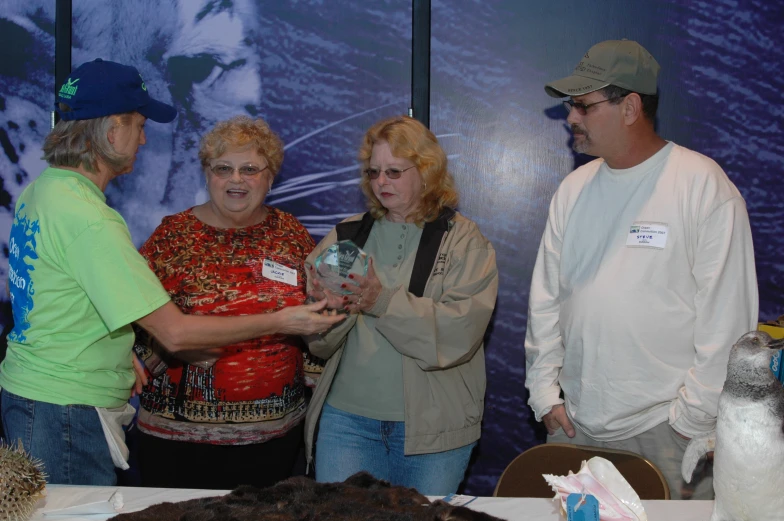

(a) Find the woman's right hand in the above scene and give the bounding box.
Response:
[278,299,346,335]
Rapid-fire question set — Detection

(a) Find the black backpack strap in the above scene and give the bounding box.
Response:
[335,212,376,247]
[408,208,456,297]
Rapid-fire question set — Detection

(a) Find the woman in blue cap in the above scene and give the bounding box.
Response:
[0,59,343,485]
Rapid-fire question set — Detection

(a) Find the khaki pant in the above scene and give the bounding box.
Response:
[548,420,713,500]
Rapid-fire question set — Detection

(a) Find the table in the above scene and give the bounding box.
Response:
[29,485,714,521]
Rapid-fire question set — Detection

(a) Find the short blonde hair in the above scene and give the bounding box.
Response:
[359,115,458,224]
[199,116,284,176]
[41,105,135,174]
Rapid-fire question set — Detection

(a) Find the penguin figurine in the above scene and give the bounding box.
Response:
[682,330,784,521]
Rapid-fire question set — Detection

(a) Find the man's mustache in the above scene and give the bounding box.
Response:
[570,124,586,135]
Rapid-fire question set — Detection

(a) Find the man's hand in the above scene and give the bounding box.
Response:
[131,355,148,397]
[543,404,576,437]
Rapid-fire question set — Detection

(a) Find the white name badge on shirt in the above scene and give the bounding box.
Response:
[262,259,298,286]
[626,222,669,249]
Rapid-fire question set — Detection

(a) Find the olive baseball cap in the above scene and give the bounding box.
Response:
[545,39,660,98]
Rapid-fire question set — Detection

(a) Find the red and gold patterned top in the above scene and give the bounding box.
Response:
[136,207,315,445]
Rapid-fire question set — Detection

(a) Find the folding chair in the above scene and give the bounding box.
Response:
[493,442,670,499]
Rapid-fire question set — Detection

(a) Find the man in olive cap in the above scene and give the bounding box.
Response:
[524,40,758,499]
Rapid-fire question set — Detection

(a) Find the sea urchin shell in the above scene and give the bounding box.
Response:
[0,441,47,521]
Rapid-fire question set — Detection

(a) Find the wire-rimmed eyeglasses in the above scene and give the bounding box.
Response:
[563,96,625,116]
[362,166,416,180]
[209,164,269,179]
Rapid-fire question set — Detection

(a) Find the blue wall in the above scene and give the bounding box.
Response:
[1,0,782,496]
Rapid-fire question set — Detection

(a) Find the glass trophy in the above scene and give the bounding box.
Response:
[313,240,368,295]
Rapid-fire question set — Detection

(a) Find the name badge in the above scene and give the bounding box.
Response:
[626,222,668,249]
[262,259,298,286]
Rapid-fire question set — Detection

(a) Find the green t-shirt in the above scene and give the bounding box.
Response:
[327,218,423,421]
[0,167,171,408]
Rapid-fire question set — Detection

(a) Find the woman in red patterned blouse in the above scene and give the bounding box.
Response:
[135,116,323,489]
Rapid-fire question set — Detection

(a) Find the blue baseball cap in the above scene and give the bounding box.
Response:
[55,58,177,123]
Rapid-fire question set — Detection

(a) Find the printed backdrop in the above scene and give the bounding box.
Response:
[1,0,782,495]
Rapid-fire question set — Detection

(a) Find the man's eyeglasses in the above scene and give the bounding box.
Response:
[363,166,415,180]
[563,96,625,116]
[210,164,269,179]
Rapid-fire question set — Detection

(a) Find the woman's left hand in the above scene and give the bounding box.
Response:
[341,258,382,314]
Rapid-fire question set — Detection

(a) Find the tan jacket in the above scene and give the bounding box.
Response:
[304,211,498,462]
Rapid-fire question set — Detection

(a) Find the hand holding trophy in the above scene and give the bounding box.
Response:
[314,240,369,293]
[308,240,368,313]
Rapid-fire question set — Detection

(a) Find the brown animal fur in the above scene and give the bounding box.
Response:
[112,472,501,521]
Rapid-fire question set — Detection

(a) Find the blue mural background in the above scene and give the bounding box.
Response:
[1,0,782,496]
[0,1,55,359]
[69,0,411,241]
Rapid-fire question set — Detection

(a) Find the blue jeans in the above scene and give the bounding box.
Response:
[1,389,116,485]
[315,403,475,495]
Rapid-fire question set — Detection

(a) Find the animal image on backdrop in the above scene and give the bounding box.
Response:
[682,330,784,521]
[110,472,501,521]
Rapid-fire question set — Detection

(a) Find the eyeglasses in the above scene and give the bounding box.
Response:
[209,164,269,179]
[363,166,415,180]
[563,96,625,116]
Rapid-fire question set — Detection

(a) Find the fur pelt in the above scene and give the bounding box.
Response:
[112,472,502,521]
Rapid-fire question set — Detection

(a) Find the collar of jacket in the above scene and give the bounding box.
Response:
[335,208,456,298]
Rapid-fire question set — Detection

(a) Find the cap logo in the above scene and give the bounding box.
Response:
[575,60,606,78]
[58,77,79,99]
[139,74,147,92]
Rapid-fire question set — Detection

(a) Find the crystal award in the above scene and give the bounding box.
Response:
[313,240,368,295]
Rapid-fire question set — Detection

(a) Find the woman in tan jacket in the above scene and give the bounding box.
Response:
[304,115,498,495]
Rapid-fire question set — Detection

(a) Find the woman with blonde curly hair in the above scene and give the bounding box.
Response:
[134,115,338,489]
[303,115,499,495]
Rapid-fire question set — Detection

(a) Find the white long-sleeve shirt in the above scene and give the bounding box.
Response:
[525,142,758,440]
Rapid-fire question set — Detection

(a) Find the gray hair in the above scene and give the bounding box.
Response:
[41,105,135,174]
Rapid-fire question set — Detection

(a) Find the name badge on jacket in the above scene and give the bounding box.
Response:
[626,222,668,249]
[262,259,298,286]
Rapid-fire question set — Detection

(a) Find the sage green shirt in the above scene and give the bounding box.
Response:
[326,218,423,421]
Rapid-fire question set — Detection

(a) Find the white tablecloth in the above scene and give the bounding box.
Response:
[29,485,714,521]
